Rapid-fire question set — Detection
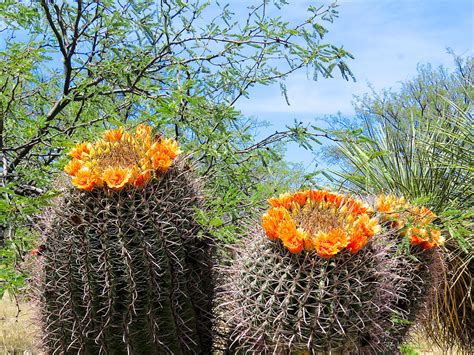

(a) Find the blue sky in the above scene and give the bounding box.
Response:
[234,0,474,172]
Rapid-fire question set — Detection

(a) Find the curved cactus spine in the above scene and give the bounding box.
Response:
[36,126,215,354]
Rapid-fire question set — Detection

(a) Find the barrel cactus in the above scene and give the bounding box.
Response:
[218,190,444,354]
[36,125,215,354]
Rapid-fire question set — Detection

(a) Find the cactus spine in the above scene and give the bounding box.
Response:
[37,126,214,354]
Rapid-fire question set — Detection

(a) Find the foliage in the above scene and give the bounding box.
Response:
[326,56,472,206]
[324,55,473,352]
[399,343,419,355]
[0,0,353,294]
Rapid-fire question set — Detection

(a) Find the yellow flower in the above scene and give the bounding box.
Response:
[64,159,82,176]
[72,168,97,191]
[314,229,348,258]
[135,124,152,138]
[69,142,92,160]
[262,189,380,256]
[103,128,123,142]
[65,126,180,191]
[103,167,132,189]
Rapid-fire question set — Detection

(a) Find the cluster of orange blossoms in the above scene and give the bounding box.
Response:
[375,194,444,250]
[262,190,381,257]
[64,124,181,191]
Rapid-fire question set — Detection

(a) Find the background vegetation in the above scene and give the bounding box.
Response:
[0,0,352,298]
[0,0,471,353]
[325,55,473,352]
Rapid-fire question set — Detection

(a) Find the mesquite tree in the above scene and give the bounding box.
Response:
[0,0,353,295]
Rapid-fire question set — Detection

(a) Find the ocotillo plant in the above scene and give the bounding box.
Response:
[219,190,444,354]
[37,125,215,354]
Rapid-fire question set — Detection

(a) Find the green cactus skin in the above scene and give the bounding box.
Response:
[217,226,442,354]
[38,161,215,354]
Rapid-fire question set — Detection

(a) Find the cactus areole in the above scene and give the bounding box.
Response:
[219,190,443,354]
[38,126,215,354]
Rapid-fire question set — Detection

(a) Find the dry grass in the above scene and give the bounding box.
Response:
[0,293,38,354]
[401,326,469,354]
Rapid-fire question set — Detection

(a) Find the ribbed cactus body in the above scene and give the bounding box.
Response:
[219,226,440,354]
[39,161,214,354]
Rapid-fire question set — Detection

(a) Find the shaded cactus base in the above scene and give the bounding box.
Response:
[38,162,214,354]
[218,228,441,354]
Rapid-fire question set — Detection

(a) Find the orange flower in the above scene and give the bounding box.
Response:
[308,190,325,203]
[410,206,436,225]
[421,228,444,249]
[268,190,371,217]
[270,216,305,253]
[346,234,369,254]
[348,200,373,215]
[355,215,381,238]
[409,226,444,250]
[72,168,97,191]
[149,152,172,171]
[31,248,40,256]
[262,210,278,240]
[263,207,292,238]
[276,219,298,243]
[282,228,306,254]
[135,124,152,138]
[103,128,123,142]
[139,157,152,170]
[133,170,152,188]
[65,126,180,191]
[290,191,308,207]
[69,142,92,160]
[375,194,407,217]
[160,138,182,159]
[268,194,285,208]
[392,220,406,231]
[262,189,381,256]
[64,159,82,176]
[376,194,444,250]
[103,167,132,189]
[324,191,344,206]
[314,229,348,258]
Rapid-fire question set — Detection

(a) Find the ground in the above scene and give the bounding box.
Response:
[0,294,38,354]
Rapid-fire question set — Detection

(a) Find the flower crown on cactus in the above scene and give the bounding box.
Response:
[262,190,381,257]
[262,190,444,257]
[64,124,181,191]
[375,194,444,249]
